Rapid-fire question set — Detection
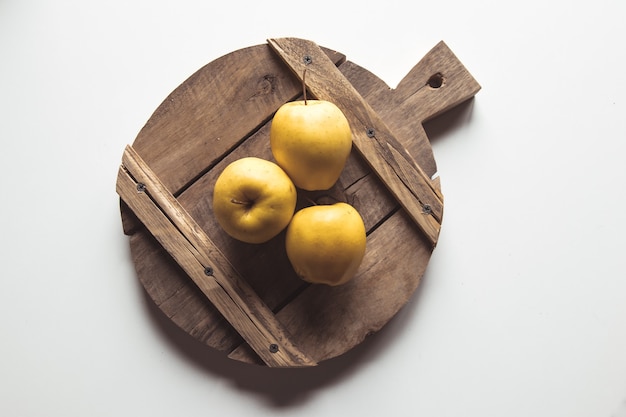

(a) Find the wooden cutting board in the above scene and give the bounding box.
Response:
[116,38,480,367]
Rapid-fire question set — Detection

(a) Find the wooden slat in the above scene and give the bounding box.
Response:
[131,45,346,197]
[268,38,443,247]
[121,45,346,236]
[394,41,482,123]
[229,206,433,364]
[116,145,316,367]
[339,41,481,182]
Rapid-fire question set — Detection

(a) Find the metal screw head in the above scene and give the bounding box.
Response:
[136,183,146,193]
[303,55,313,65]
[269,344,279,353]
[366,128,376,138]
[204,266,214,276]
[422,204,432,215]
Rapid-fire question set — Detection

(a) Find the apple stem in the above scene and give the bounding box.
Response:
[231,198,250,206]
[302,69,307,105]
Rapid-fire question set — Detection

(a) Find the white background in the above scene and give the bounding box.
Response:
[1,1,625,416]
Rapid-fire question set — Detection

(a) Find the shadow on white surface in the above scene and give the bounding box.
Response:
[138,269,427,407]
[423,97,477,144]
[615,399,626,417]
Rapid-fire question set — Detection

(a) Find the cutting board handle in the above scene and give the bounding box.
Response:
[394,41,481,125]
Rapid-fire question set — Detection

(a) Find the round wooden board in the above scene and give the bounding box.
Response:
[119,39,480,366]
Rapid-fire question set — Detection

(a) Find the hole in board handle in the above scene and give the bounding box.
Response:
[427,73,444,89]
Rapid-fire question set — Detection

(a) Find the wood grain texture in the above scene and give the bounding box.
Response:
[117,146,315,367]
[268,37,443,247]
[118,39,480,366]
[121,44,345,234]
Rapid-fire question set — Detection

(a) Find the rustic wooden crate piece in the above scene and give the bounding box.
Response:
[118,38,480,367]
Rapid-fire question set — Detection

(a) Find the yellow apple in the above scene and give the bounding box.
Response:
[285,202,366,286]
[212,157,297,244]
[270,100,352,191]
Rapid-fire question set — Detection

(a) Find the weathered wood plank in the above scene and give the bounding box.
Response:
[129,230,243,351]
[394,41,481,123]
[117,146,316,367]
[335,60,443,178]
[121,46,345,235]
[268,37,443,247]
[131,45,345,196]
[228,207,431,364]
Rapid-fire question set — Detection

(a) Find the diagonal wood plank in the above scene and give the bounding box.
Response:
[268,37,443,247]
[117,145,316,367]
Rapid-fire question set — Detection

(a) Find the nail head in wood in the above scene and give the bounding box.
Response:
[303,55,312,65]
[269,344,279,353]
[204,266,214,276]
[136,183,146,193]
[366,127,376,138]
